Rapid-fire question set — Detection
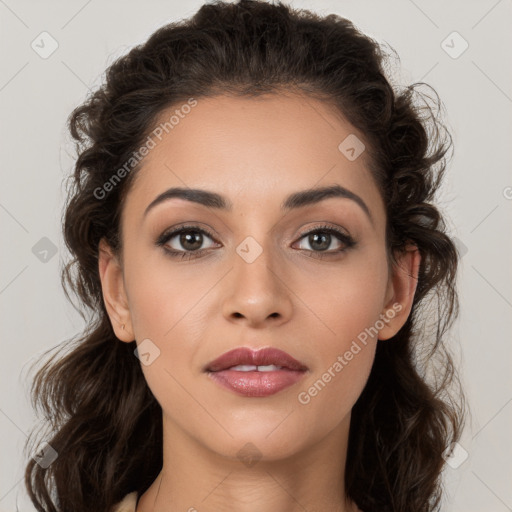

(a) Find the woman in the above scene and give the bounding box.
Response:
[24,1,465,511]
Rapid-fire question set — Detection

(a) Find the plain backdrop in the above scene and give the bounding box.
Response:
[1,1,511,510]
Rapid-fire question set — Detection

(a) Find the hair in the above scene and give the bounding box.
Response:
[23,1,466,511]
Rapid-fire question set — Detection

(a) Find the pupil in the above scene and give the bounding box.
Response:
[180,232,202,250]
[310,233,330,251]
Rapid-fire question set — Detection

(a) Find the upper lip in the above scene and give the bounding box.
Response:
[204,347,308,372]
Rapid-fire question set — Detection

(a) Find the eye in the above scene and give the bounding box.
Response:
[294,224,356,259]
[156,224,219,260]
[155,223,356,262]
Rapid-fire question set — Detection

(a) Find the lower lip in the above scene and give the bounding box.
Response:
[207,369,306,397]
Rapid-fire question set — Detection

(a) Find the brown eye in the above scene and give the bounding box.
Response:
[173,231,206,251]
[156,225,219,259]
[294,225,356,258]
[301,232,335,252]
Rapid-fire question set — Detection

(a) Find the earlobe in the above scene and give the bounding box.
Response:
[378,245,421,341]
[98,238,134,342]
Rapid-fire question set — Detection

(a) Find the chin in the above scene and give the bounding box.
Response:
[199,421,313,463]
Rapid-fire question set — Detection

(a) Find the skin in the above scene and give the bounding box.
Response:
[98,93,420,512]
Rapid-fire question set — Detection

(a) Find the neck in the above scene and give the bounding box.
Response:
[136,412,359,512]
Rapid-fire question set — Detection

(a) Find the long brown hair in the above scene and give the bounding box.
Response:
[23,1,465,510]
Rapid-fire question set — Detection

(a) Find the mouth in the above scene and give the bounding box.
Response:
[204,347,308,397]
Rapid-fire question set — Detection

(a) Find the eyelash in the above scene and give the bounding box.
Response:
[155,223,356,261]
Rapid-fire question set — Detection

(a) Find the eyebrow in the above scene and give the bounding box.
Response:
[143,184,373,223]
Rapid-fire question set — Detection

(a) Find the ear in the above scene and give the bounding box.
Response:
[378,244,421,341]
[98,237,134,342]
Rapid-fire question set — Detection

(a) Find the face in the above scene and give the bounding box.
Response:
[99,93,419,463]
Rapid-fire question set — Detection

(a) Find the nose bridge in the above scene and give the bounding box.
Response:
[234,232,281,293]
[231,205,280,276]
[222,230,292,324]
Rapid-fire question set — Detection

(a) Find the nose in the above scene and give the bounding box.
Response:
[222,240,293,328]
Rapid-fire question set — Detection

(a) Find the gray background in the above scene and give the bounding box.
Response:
[1,0,511,510]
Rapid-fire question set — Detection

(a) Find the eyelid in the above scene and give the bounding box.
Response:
[293,224,355,250]
[155,223,219,247]
[296,223,351,239]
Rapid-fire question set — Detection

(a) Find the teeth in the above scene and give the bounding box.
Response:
[230,365,257,371]
[229,364,283,372]
[257,364,282,372]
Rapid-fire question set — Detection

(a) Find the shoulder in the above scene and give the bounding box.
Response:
[111,491,138,512]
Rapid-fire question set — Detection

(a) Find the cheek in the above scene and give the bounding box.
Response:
[300,245,389,341]
[294,249,387,414]
[124,251,212,340]
[123,254,215,393]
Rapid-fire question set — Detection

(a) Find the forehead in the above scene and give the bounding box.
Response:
[122,93,385,226]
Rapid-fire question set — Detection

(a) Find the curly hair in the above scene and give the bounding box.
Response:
[23,1,466,511]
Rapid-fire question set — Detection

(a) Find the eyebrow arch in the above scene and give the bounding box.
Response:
[143,184,373,223]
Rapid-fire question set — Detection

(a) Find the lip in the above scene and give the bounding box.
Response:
[205,347,308,372]
[204,347,308,397]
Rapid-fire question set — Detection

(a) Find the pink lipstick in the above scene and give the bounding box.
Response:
[204,347,308,397]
